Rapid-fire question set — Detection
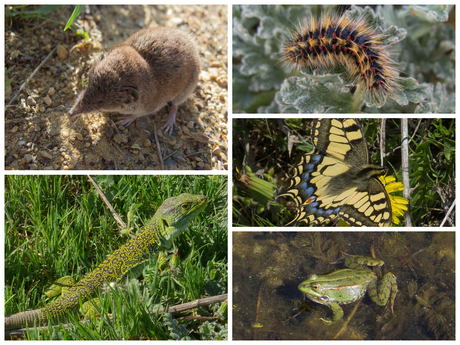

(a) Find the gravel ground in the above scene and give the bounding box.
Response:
[5,5,228,170]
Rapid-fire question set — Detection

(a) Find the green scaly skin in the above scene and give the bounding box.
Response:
[5,193,207,331]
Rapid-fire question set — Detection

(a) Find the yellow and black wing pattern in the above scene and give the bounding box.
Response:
[281,118,392,227]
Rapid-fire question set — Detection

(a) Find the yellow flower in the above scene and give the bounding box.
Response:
[379,175,409,225]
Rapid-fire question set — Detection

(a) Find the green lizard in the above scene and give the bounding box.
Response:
[5,193,207,331]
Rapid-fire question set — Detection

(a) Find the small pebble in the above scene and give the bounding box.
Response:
[57,45,68,59]
[49,124,59,136]
[181,126,190,135]
[212,147,221,156]
[23,154,34,163]
[105,126,114,139]
[26,96,37,106]
[39,150,53,160]
[5,84,12,99]
[5,155,14,165]
[43,96,52,106]
[217,77,228,87]
[113,133,128,144]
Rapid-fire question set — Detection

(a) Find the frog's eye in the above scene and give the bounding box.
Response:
[312,284,320,291]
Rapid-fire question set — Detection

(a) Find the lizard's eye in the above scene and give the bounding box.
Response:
[182,203,190,210]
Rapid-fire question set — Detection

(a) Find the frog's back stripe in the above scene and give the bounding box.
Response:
[5,193,207,330]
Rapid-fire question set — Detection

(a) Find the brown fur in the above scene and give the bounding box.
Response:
[70,27,201,135]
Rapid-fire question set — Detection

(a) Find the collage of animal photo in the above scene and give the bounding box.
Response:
[3,4,456,341]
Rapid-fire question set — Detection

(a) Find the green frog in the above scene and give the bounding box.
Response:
[298,256,397,325]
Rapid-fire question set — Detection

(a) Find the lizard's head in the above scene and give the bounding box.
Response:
[156,193,208,244]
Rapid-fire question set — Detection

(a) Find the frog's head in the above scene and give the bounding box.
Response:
[298,274,327,304]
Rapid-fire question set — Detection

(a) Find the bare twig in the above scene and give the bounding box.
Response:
[163,149,179,161]
[87,175,126,229]
[160,294,227,314]
[401,119,412,227]
[153,121,165,170]
[380,119,386,167]
[109,118,120,135]
[111,142,124,158]
[185,150,208,158]
[5,117,40,124]
[440,198,456,227]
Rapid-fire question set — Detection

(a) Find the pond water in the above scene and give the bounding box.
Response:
[232,232,455,340]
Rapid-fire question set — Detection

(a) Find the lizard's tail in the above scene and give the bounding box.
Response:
[5,309,45,330]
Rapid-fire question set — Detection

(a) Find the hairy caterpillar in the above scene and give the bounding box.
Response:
[280,7,406,108]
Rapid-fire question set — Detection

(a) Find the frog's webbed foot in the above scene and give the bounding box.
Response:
[371,272,398,313]
[385,273,398,314]
[320,317,335,325]
[321,303,343,325]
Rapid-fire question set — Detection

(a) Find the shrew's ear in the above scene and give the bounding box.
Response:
[121,86,139,104]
